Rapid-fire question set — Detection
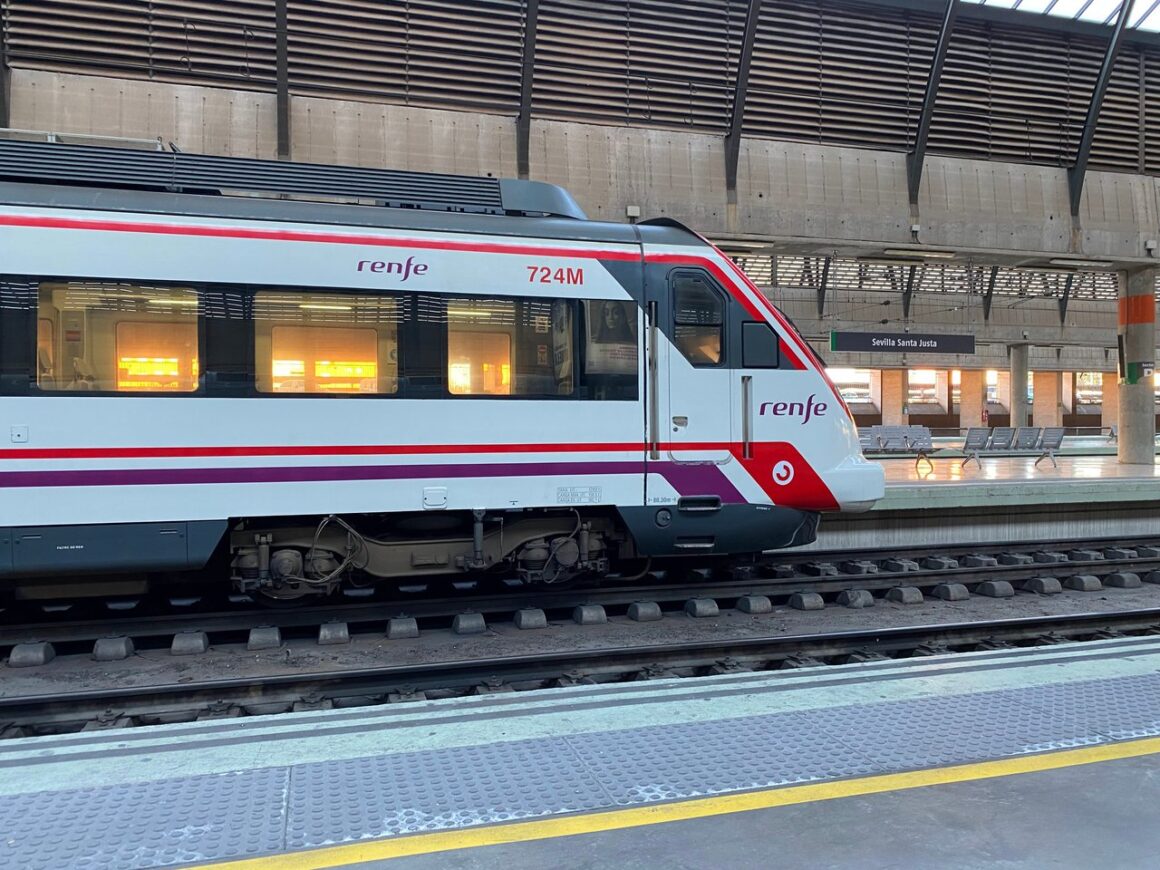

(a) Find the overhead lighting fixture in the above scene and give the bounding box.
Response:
[147,297,199,306]
[299,303,353,311]
[1013,266,1076,276]
[857,256,924,267]
[1047,258,1114,269]
[447,307,492,318]
[882,249,957,259]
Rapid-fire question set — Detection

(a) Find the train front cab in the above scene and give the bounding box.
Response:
[620,241,884,558]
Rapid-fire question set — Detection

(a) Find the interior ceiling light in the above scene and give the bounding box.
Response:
[882,249,957,259]
[856,256,924,267]
[299,303,353,311]
[1047,258,1115,269]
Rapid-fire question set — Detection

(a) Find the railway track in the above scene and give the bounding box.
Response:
[5,608,1160,737]
[4,535,1160,653]
[5,535,1160,738]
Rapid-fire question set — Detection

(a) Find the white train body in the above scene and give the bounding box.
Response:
[0,144,883,595]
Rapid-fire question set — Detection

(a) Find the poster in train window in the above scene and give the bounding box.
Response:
[583,299,637,375]
[550,299,573,393]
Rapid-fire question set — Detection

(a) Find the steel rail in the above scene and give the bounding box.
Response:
[4,538,1159,650]
[4,608,1160,732]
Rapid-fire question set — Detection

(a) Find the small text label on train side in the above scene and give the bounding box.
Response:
[557,485,602,504]
[527,266,584,285]
[759,393,827,424]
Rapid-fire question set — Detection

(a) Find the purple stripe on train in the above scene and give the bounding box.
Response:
[0,460,746,503]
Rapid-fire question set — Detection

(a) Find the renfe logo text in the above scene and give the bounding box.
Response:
[357,256,429,281]
[759,393,828,424]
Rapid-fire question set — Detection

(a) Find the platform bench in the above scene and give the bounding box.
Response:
[961,426,1065,470]
[866,424,934,470]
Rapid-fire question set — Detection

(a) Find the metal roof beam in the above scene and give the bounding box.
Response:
[1068,0,1136,217]
[725,0,762,201]
[517,0,540,180]
[816,256,831,318]
[0,4,9,130]
[853,0,1160,49]
[983,266,999,321]
[903,264,917,318]
[1136,0,1160,25]
[1059,272,1075,323]
[275,0,289,159]
[906,0,959,207]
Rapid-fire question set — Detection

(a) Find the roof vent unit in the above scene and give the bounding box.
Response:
[0,137,587,220]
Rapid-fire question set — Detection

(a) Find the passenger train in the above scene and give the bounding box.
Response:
[0,140,883,601]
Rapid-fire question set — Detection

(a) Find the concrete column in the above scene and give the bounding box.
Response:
[934,370,950,411]
[958,370,986,430]
[1062,372,1075,413]
[1032,371,1063,427]
[880,369,907,426]
[1101,373,1119,431]
[1008,344,1030,428]
[868,370,883,410]
[1117,268,1156,465]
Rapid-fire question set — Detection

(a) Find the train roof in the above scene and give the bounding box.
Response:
[0,139,699,248]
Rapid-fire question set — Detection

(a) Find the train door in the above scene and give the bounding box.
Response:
[663,269,733,463]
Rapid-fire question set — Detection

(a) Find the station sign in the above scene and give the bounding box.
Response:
[829,331,975,355]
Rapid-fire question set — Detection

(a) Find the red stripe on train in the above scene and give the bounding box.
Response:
[0,441,744,460]
[0,214,642,261]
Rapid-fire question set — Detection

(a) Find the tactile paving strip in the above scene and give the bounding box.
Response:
[285,737,613,849]
[563,708,881,805]
[0,766,288,870]
[6,671,1160,869]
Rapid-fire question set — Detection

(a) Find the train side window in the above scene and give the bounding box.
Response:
[0,280,35,394]
[35,281,200,392]
[742,321,781,368]
[253,291,400,395]
[447,297,515,395]
[671,272,724,367]
[443,296,576,397]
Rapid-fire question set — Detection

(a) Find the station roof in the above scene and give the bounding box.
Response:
[964,0,1160,33]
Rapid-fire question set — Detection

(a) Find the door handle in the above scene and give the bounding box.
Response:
[648,301,659,459]
[672,416,688,428]
[741,376,753,459]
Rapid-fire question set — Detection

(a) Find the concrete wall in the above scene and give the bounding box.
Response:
[1032,371,1064,427]
[880,370,907,425]
[531,119,726,227]
[11,69,1160,266]
[734,140,910,243]
[292,95,518,178]
[11,70,277,158]
[1102,376,1120,428]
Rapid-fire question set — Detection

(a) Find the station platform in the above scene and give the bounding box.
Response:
[4,635,1160,868]
[812,453,1160,551]
[878,454,1160,509]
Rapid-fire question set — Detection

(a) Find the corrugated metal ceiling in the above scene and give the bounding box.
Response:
[1,0,1158,176]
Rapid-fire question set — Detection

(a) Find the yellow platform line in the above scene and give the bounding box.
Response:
[196,735,1160,869]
